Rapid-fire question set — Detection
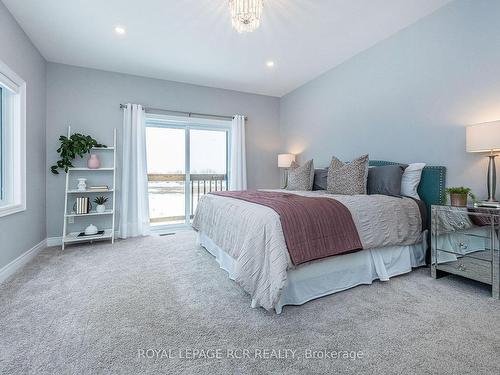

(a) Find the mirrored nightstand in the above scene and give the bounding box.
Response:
[431,204,499,299]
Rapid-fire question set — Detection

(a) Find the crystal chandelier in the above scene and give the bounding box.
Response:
[229,0,264,33]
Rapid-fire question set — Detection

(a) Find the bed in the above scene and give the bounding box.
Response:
[192,161,446,313]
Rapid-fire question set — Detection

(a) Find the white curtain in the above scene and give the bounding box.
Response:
[230,115,247,190]
[119,104,150,238]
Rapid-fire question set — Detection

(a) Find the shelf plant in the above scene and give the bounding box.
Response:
[94,196,108,205]
[50,133,106,174]
[94,196,108,213]
[445,187,476,207]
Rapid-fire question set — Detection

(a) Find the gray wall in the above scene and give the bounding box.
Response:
[46,63,280,237]
[0,2,46,267]
[280,0,500,199]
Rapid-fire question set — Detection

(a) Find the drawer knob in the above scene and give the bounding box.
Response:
[457,263,467,271]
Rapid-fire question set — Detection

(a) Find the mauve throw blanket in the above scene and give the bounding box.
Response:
[211,191,362,265]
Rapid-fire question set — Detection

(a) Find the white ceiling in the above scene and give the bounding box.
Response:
[3,0,451,97]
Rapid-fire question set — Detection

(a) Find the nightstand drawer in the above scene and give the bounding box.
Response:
[434,228,495,261]
[436,252,492,285]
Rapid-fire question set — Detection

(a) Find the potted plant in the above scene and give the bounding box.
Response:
[94,196,108,213]
[445,187,476,207]
[50,133,106,174]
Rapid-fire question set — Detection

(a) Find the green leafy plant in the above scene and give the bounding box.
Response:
[50,133,106,174]
[94,196,108,205]
[445,187,476,201]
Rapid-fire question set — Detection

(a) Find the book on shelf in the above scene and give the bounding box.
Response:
[76,197,81,214]
[75,197,90,214]
[76,197,82,214]
[88,185,109,190]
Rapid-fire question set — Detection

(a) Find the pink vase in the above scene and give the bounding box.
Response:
[87,154,100,169]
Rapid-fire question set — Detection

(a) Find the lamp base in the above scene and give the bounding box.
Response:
[280,168,289,189]
[487,154,497,202]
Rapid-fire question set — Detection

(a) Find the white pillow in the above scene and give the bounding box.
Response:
[401,163,426,199]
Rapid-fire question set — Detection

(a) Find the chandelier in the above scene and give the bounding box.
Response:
[229,0,264,33]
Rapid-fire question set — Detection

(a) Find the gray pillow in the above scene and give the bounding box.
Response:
[327,154,369,195]
[367,165,407,196]
[287,159,315,191]
[312,168,328,190]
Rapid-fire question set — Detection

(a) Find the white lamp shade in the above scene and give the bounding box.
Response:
[278,153,295,168]
[466,120,500,153]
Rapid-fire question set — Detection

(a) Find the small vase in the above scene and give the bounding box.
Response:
[450,193,467,207]
[77,178,87,191]
[96,204,106,213]
[87,154,100,169]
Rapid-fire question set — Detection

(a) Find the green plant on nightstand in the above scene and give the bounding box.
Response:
[94,196,108,213]
[445,187,476,207]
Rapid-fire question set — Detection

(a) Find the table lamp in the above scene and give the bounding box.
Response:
[466,120,500,207]
[278,154,295,188]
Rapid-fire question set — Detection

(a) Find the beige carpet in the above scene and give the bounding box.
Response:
[1,231,499,374]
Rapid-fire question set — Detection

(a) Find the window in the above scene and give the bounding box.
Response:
[145,114,230,227]
[0,59,26,217]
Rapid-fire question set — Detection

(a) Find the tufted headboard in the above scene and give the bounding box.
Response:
[369,160,447,224]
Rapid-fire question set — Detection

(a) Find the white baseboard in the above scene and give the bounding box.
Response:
[0,239,47,284]
[46,236,62,247]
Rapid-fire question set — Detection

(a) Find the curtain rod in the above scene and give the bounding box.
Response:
[119,104,247,121]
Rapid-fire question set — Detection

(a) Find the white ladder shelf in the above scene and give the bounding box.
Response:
[61,126,117,249]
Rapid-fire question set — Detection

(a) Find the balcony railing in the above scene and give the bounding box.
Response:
[148,173,227,224]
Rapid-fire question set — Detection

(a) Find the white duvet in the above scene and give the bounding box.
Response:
[192,190,423,310]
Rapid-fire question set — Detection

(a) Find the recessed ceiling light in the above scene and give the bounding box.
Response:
[114,26,126,35]
[266,61,275,68]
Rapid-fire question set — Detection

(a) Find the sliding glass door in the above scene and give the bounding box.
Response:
[145,126,186,225]
[145,117,230,227]
[189,129,228,215]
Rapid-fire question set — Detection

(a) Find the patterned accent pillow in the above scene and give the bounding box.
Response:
[327,154,369,195]
[287,159,315,191]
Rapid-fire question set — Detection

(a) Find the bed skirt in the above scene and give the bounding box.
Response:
[198,231,427,314]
